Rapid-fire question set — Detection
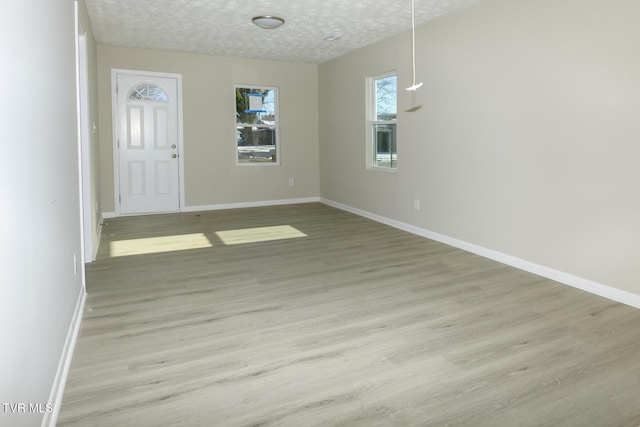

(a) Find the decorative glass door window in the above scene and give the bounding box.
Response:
[234,85,279,165]
[128,83,168,102]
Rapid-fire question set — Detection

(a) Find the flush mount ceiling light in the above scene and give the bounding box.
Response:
[252,15,285,30]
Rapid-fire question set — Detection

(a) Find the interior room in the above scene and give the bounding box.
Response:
[2,0,639,425]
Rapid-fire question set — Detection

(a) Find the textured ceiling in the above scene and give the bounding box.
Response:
[85,0,482,63]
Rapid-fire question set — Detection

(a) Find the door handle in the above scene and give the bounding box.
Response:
[171,154,177,158]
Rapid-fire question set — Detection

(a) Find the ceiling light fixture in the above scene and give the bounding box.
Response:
[252,15,285,30]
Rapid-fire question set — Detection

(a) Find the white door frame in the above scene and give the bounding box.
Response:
[111,68,185,216]
[76,20,95,261]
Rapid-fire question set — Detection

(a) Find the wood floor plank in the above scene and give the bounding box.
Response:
[58,203,640,426]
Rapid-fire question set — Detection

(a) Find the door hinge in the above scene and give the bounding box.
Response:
[118,194,121,203]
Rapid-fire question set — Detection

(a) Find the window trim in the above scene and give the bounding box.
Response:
[366,71,398,172]
[234,84,280,167]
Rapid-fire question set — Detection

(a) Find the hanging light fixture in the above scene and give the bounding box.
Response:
[406,0,423,91]
[252,15,285,30]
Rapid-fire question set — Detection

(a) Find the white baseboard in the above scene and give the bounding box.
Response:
[42,286,86,427]
[102,197,321,219]
[182,197,321,213]
[320,198,640,310]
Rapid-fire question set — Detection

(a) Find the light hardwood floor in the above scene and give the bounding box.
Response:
[59,203,640,426]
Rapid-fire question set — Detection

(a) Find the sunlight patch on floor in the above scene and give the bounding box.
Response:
[215,225,307,245]
[109,233,213,257]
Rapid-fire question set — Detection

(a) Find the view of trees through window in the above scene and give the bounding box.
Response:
[372,74,397,168]
[235,86,278,164]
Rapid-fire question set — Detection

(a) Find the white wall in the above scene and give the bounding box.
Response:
[319,0,640,297]
[97,46,320,213]
[0,0,88,426]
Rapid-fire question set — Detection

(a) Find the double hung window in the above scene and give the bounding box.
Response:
[368,73,397,169]
[235,85,279,165]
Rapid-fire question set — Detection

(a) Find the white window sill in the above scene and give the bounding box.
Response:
[367,166,398,173]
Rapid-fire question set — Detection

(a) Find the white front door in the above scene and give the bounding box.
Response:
[116,73,180,214]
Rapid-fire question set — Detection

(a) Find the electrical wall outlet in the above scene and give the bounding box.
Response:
[413,198,420,211]
[289,178,295,186]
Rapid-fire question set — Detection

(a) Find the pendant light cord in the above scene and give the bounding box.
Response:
[406,0,423,91]
[411,0,417,85]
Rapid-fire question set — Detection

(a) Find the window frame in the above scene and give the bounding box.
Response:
[366,71,398,172]
[234,84,280,166]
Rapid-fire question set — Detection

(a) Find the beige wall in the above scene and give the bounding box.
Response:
[97,46,319,212]
[319,0,640,295]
